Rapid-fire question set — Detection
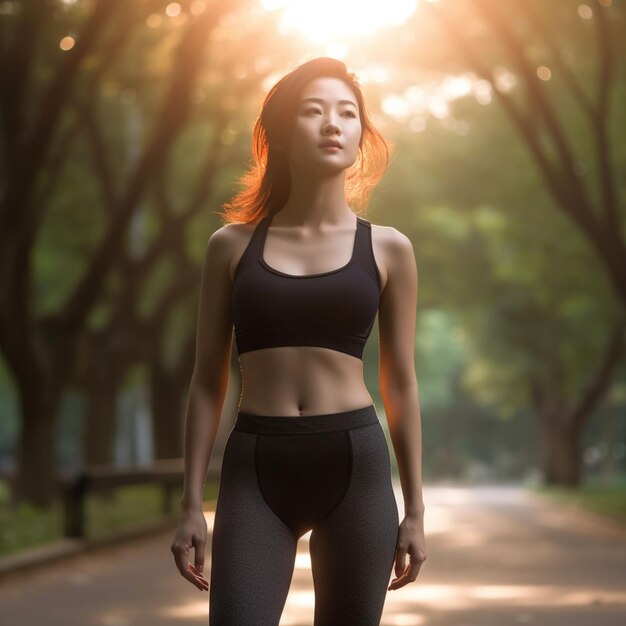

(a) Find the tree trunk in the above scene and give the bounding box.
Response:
[13,384,61,507]
[539,412,582,486]
[150,362,186,460]
[83,363,119,465]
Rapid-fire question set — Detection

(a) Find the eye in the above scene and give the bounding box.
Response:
[302,107,357,118]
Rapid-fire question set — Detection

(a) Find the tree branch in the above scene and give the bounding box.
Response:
[57,0,242,333]
[592,0,619,233]
[570,314,626,431]
[0,0,123,235]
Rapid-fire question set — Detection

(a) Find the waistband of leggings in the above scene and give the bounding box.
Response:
[233,403,379,435]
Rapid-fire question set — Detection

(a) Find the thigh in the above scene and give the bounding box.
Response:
[209,430,298,626]
[309,422,400,626]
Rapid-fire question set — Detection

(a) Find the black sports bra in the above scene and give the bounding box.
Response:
[231,213,381,360]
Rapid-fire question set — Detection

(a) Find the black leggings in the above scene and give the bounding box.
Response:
[209,404,400,625]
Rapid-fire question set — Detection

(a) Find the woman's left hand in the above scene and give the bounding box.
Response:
[388,512,427,590]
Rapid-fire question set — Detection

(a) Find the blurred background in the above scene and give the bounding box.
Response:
[0,0,625,624]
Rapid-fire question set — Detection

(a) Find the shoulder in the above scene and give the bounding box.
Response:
[372,224,415,270]
[370,222,416,287]
[208,220,259,252]
[209,220,262,283]
[370,222,412,250]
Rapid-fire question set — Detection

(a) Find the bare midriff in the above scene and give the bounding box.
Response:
[236,346,374,417]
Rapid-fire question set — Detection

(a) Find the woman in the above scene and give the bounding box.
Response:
[171,56,426,625]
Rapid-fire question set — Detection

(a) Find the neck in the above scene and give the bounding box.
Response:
[276,167,353,227]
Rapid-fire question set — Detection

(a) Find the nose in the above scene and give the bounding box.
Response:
[322,118,341,136]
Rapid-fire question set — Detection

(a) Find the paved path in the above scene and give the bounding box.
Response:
[0,484,625,625]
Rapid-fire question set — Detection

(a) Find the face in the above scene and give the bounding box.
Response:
[284,76,362,174]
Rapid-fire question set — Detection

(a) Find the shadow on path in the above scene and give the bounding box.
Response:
[0,483,624,625]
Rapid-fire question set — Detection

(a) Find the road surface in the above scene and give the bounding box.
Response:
[0,484,625,625]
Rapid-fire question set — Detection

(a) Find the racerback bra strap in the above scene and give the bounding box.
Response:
[352,217,380,289]
[234,216,270,278]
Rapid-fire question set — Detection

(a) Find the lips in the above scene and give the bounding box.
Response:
[319,140,342,148]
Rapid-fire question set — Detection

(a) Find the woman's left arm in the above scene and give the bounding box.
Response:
[376,226,426,590]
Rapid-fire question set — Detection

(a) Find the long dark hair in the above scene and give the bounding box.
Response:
[220,56,390,225]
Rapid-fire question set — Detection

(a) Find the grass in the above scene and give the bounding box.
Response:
[529,474,626,525]
[3,473,624,560]
[0,480,219,559]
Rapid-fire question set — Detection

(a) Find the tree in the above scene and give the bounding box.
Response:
[0,0,245,505]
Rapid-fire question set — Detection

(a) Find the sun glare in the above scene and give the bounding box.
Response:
[261,0,418,43]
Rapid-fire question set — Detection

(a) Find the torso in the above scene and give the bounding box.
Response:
[228,215,389,417]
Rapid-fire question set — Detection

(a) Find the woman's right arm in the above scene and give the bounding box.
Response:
[171,224,236,590]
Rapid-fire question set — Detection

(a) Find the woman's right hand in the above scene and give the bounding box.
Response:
[170,508,209,591]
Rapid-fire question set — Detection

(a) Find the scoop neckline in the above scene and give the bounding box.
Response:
[259,214,361,279]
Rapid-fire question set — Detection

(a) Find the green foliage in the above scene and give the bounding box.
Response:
[532,476,626,525]
[0,480,219,559]
[1,0,624,493]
